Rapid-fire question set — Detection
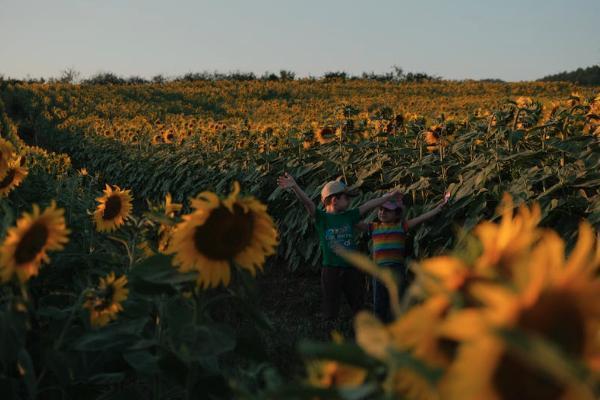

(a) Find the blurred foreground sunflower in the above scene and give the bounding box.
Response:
[168,182,278,288]
[439,222,600,400]
[93,184,133,232]
[0,201,70,283]
[84,272,129,327]
[0,157,28,197]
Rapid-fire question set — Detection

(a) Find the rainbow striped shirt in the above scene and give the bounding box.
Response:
[369,221,409,266]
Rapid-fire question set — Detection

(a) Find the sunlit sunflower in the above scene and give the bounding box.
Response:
[0,157,28,197]
[306,360,367,389]
[151,134,163,144]
[315,127,336,144]
[93,184,133,232]
[167,182,278,288]
[162,129,175,143]
[83,272,129,327]
[0,201,70,283]
[439,222,600,400]
[0,138,15,180]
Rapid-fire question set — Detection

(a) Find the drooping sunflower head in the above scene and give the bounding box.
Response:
[0,157,28,197]
[83,272,129,327]
[168,182,278,288]
[0,201,70,283]
[93,184,133,232]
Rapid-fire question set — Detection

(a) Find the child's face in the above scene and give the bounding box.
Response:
[378,207,401,223]
[324,193,350,213]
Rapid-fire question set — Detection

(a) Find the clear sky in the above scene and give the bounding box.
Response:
[1,0,599,81]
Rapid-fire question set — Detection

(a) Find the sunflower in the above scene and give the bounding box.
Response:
[516,96,534,109]
[439,222,600,400]
[151,134,163,144]
[83,272,129,327]
[0,138,15,180]
[315,127,336,144]
[162,129,175,143]
[0,157,28,197]
[424,126,442,145]
[167,182,278,288]
[0,201,70,283]
[93,184,133,232]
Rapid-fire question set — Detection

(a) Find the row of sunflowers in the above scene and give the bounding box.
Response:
[4,82,597,272]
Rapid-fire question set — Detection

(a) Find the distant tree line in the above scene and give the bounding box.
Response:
[538,65,600,86]
[0,66,442,85]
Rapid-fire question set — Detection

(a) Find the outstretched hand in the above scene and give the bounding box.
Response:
[277,172,297,190]
[439,191,451,207]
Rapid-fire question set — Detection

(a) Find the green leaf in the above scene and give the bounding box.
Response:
[123,350,160,375]
[129,254,197,286]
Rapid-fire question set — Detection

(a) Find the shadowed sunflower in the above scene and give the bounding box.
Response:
[93,184,133,232]
[167,182,278,288]
[0,201,70,283]
[0,138,15,180]
[439,222,600,400]
[83,272,129,327]
[0,157,28,197]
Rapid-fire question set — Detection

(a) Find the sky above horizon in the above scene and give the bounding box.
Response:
[1,0,599,82]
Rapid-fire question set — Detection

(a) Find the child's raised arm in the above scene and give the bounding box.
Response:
[358,189,402,216]
[277,172,316,217]
[406,192,450,229]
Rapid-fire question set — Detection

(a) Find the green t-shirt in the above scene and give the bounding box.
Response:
[314,208,361,267]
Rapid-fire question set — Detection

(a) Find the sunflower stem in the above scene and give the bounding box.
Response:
[37,291,85,387]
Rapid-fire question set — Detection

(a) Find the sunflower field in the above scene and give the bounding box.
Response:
[0,77,599,399]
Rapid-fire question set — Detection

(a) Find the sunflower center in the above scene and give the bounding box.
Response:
[103,195,123,220]
[0,169,16,189]
[94,285,115,311]
[518,290,585,356]
[491,291,584,400]
[193,203,254,260]
[14,221,49,265]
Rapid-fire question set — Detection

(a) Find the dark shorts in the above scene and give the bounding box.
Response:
[321,266,366,320]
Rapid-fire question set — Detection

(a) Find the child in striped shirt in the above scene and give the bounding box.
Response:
[362,192,450,322]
